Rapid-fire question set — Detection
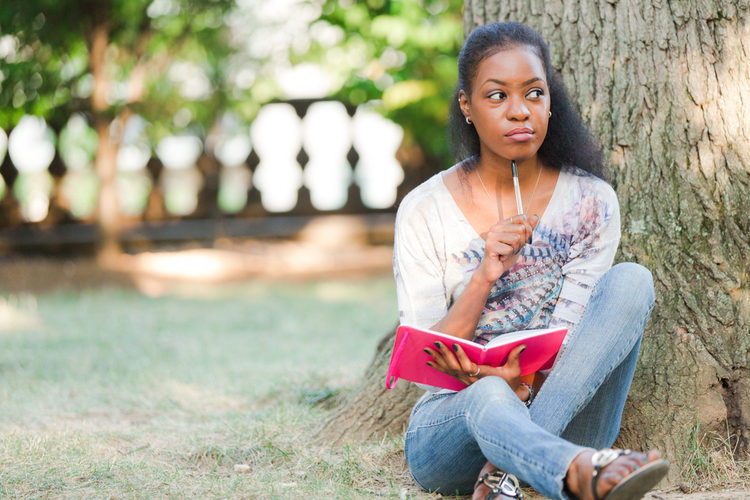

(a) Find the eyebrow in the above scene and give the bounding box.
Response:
[482,77,545,87]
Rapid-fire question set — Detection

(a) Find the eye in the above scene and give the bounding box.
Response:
[488,91,506,101]
[527,89,544,99]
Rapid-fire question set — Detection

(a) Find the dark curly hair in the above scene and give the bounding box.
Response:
[448,22,606,180]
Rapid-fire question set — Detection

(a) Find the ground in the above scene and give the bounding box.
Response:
[0,251,747,499]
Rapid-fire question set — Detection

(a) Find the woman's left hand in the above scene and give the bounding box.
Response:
[425,342,548,402]
[425,342,525,398]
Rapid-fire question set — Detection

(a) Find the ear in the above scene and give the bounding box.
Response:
[458,90,470,117]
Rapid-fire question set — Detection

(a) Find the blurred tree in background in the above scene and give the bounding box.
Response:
[0,0,235,256]
[234,0,463,168]
[302,0,463,168]
[0,0,235,133]
[0,0,464,252]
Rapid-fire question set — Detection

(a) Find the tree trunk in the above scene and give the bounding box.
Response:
[314,326,423,445]
[319,0,750,479]
[89,12,121,261]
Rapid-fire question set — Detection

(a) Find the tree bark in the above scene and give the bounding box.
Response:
[465,0,750,471]
[89,11,121,261]
[314,326,423,445]
[319,0,750,478]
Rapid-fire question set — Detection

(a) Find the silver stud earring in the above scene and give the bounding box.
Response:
[549,111,552,117]
[466,116,472,124]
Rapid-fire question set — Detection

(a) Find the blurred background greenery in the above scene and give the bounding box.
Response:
[0,0,463,170]
[0,5,466,496]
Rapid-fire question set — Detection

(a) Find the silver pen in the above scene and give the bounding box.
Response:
[511,160,523,215]
[512,160,533,244]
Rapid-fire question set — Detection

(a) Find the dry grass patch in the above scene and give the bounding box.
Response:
[678,424,750,494]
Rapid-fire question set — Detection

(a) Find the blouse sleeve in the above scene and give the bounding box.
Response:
[393,198,448,330]
[549,179,621,339]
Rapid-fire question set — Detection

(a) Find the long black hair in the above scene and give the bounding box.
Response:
[448,22,606,180]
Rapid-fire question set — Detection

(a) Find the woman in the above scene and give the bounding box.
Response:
[393,22,669,500]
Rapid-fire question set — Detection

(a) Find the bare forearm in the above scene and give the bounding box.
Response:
[430,272,495,340]
[429,215,538,341]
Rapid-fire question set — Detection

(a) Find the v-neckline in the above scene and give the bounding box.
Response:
[437,169,564,241]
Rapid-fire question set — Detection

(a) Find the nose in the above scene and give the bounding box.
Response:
[506,95,530,121]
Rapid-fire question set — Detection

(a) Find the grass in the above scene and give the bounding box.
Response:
[0,278,437,499]
[6,277,746,499]
[680,420,750,493]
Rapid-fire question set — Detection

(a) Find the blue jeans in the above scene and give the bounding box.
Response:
[404,263,655,499]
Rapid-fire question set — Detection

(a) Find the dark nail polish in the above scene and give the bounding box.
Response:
[453,344,459,352]
[426,362,432,367]
[527,236,533,245]
[434,342,441,349]
[521,346,527,353]
[423,348,431,355]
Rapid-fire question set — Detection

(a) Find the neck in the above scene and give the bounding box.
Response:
[476,154,541,188]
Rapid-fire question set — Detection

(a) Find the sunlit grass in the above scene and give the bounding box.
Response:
[0,278,439,499]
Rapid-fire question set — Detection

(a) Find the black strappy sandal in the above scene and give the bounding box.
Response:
[474,470,524,500]
[591,449,670,500]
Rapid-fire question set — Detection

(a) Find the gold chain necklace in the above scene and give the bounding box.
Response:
[475,163,542,218]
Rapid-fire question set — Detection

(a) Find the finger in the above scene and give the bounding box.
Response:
[529,214,540,230]
[425,355,451,374]
[435,341,462,372]
[489,222,527,235]
[427,343,452,372]
[505,344,526,375]
[425,360,450,375]
[423,347,438,359]
[484,240,515,259]
[451,343,475,373]
[522,215,537,245]
[511,215,534,245]
[487,232,524,246]
[422,347,438,366]
[487,234,523,258]
[490,220,528,251]
[433,341,461,373]
[508,214,529,229]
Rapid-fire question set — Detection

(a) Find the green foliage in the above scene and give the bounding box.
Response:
[0,0,464,168]
[0,0,234,136]
[306,0,464,167]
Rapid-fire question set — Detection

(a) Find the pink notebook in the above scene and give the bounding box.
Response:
[385,324,567,391]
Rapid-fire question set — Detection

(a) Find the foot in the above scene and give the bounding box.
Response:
[565,449,662,500]
[473,461,523,500]
[473,461,497,500]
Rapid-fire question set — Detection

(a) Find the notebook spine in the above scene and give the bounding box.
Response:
[385,328,411,389]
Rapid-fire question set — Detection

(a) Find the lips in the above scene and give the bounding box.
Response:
[506,127,534,142]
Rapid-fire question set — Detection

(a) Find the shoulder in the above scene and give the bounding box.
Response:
[559,168,618,211]
[395,172,447,229]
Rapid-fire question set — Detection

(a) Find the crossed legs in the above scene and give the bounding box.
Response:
[405,263,655,499]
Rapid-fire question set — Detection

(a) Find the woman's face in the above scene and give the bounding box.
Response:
[460,46,550,163]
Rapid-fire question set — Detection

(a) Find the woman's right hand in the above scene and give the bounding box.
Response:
[477,214,539,284]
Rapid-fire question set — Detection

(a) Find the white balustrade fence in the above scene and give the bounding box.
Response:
[302,101,352,211]
[250,103,304,213]
[6,116,56,222]
[0,100,407,226]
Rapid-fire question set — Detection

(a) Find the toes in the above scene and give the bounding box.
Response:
[594,450,665,500]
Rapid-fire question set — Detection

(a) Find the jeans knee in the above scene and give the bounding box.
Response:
[463,376,522,416]
[469,375,515,396]
[605,262,655,317]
